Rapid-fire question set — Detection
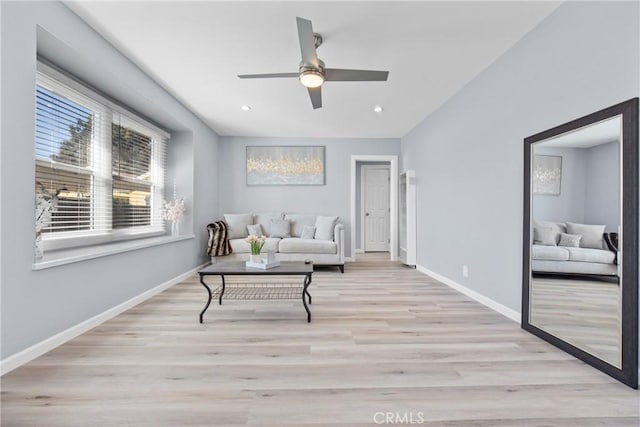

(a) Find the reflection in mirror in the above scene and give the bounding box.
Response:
[530,117,621,367]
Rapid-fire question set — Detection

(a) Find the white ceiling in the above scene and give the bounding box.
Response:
[64,1,560,138]
[538,116,622,149]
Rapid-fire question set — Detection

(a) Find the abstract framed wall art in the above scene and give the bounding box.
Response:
[246,146,325,186]
[532,154,562,195]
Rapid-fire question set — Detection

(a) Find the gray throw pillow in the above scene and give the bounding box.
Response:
[269,219,291,238]
[314,215,338,240]
[224,213,253,239]
[558,233,582,248]
[300,225,315,239]
[253,212,284,237]
[533,226,556,246]
[533,220,566,244]
[247,224,263,237]
[284,214,317,237]
[566,223,605,249]
[533,219,567,245]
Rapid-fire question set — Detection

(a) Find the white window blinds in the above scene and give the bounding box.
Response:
[111,114,166,230]
[35,62,169,252]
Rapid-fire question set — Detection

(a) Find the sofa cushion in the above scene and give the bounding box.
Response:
[566,247,615,264]
[247,224,263,237]
[224,213,253,239]
[279,238,337,254]
[534,220,566,244]
[531,245,569,261]
[269,219,291,238]
[558,233,581,248]
[566,222,605,249]
[284,214,317,237]
[254,212,284,236]
[314,215,339,240]
[229,237,280,254]
[300,225,316,239]
[533,226,556,246]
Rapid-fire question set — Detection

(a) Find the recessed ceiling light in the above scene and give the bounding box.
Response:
[374,105,384,113]
[241,105,251,111]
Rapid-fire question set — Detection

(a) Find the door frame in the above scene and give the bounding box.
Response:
[361,164,391,253]
[350,155,398,262]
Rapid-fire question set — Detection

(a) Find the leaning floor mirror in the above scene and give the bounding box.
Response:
[522,98,639,389]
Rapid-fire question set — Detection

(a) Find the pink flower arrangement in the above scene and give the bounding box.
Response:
[246,234,266,255]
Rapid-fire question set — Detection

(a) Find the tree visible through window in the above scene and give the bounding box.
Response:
[35,64,168,252]
[35,86,93,233]
[112,123,152,229]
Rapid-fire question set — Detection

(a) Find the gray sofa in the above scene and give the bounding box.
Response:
[213,212,345,272]
[532,220,618,276]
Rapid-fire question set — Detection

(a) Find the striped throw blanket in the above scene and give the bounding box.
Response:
[603,232,618,265]
[206,221,232,257]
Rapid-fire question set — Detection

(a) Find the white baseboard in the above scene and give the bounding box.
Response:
[0,262,209,376]
[355,249,364,254]
[416,264,521,323]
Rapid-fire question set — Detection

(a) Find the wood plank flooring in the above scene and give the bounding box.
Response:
[2,254,638,426]
[530,276,620,367]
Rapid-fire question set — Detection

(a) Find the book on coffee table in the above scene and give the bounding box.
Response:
[245,260,281,270]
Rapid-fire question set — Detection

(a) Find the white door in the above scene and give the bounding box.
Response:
[363,166,390,252]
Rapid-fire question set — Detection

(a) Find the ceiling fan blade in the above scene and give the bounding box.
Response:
[324,69,389,82]
[307,86,322,109]
[296,17,319,68]
[238,73,299,79]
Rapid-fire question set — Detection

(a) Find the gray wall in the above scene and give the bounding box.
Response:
[585,141,620,231]
[533,142,620,232]
[218,137,400,257]
[533,147,587,225]
[1,1,220,359]
[400,1,638,314]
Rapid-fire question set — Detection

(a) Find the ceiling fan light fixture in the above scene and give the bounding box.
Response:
[299,70,324,88]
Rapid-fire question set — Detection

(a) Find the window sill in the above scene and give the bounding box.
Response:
[32,234,194,270]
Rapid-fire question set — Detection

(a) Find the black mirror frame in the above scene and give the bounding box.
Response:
[522,98,639,389]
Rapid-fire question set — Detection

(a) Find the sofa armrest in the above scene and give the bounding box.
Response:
[334,223,345,264]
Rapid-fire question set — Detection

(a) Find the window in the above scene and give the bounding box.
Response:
[35,62,168,253]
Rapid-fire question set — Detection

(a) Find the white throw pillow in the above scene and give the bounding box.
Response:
[224,213,253,239]
[284,214,317,237]
[300,225,315,239]
[533,220,566,245]
[533,226,556,246]
[247,224,263,237]
[269,219,291,238]
[314,215,338,240]
[253,212,284,237]
[566,223,605,249]
[558,233,582,248]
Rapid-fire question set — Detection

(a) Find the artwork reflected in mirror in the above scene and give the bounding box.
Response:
[530,117,621,367]
[522,98,638,389]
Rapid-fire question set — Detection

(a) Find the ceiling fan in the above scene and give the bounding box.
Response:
[238,17,389,109]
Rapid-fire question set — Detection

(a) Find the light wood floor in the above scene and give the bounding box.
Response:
[2,254,638,426]
[530,276,620,367]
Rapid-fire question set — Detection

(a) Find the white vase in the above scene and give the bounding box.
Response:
[250,254,261,263]
[171,221,179,236]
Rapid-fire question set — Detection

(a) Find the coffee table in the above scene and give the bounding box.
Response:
[198,261,314,323]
